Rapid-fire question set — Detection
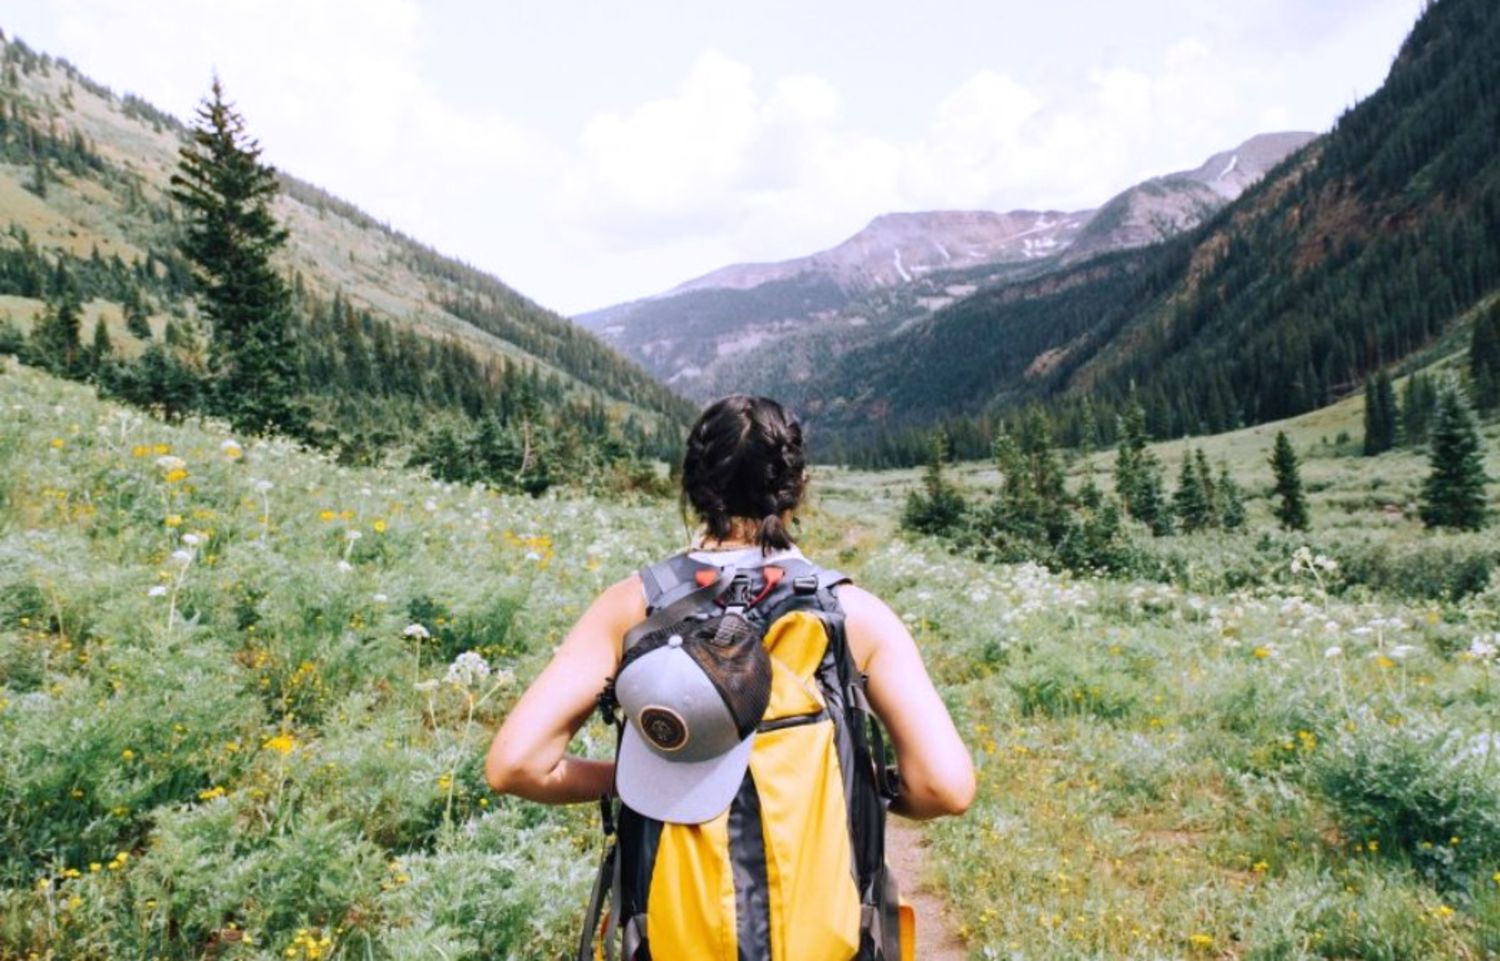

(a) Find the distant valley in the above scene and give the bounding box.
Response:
[578,131,1315,402]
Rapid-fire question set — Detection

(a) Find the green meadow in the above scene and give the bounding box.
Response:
[2,356,1498,959]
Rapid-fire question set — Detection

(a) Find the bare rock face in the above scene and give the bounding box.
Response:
[666,209,1092,296]
[1064,132,1317,262]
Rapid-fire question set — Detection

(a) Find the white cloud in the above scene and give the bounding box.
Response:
[7,0,1427,313]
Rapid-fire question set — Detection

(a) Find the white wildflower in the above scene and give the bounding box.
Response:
[403,623,431,641]
[444,651,492,687]
[1388,644,1419,660]
[372,593,389,604]
[1324,645,1343,658]
[346,530,362,542]
[335,560,354,574]
[253,478,273,493]
[147,585,168,598]
[1468,636,1497,660]
[155,455,186,472]
[181,532,202,547]
[170,549,194,566]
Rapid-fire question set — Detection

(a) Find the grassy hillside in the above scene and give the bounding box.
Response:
[0,29,693,446]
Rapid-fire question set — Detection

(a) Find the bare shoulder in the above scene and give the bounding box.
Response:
[834,583,911,668]
[835,583,900,624]
[560,573,646,662]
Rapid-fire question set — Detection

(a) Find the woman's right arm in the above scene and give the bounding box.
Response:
[839,584,976,820]
[484,575,644,804]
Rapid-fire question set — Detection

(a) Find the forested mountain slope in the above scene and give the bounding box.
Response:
[801,0,1499,464]
[0,29,693,461]
[580,134,1309,402]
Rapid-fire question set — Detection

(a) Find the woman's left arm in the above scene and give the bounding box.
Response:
[484,575,643,804]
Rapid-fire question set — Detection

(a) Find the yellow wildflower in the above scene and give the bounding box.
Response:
[262,733,297,755]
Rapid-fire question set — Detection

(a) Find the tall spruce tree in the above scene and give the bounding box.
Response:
[1173,449,1213,533]
[1418,385,1489,530]
[901,431,967,537]
[1217,461,1247,531]
[1473,301,1500,413]
[1193,449,1219,523]
[1269,431,1309,531]
[1363,371,1397,454]
[87,318,113,376]
[1400,372,1438,447]
[26,265,84,377]
[1114,396,1172,535]
[169,77,305,437]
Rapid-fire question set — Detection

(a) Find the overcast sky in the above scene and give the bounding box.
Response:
[7,0,1426,315]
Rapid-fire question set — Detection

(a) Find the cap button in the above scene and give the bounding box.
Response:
[667,634,683,648]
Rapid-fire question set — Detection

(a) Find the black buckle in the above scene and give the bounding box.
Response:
[596,677,620,724]
[717,572,754,610]
[792,575,818,595]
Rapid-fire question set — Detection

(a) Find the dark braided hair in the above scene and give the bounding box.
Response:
[681,395,807,553]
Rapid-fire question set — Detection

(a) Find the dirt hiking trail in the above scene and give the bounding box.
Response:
[886,819,968,961]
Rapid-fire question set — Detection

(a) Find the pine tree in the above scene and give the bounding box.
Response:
[123,286,152,340]
[1418,385,1489,530]
[1114,396,1172,535]
[88,318,113,376]
[1076,397,1102,509]
[1269,431,1309,531]
[1173,449,1213,533]
[1400,372,1438,447]
[26,267,84,376]
[1193,449,1219,524]
[1217,461,1247,531]
[1363,371,1397,454]
[169,77,305,437]
[1472,301,1500,413]
[902,431,967,537]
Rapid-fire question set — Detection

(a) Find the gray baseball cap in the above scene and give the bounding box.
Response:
[614,610,772,824]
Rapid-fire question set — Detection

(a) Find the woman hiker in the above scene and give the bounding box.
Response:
[486,394,974,960]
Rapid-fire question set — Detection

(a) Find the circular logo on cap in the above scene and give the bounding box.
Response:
[639,706,689,751]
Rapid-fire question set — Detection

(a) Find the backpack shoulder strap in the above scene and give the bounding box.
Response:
[638,552,719,613]
[623,564,736,654]
[755,556,852,618]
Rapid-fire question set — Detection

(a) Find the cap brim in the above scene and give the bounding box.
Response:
[616,724,754,824]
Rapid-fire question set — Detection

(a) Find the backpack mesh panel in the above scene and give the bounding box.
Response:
[683,611,772,739]
[621,610,772,740]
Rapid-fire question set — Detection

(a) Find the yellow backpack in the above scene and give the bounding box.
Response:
[580,555,904,961]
